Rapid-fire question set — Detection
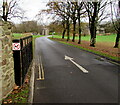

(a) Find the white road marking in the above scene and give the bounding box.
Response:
[65,55,89,73]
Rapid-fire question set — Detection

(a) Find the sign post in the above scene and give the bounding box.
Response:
[12,39,22,86]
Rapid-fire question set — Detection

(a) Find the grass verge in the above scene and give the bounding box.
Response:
[49,38,119,62]
[32,35,44,57]
[12,33,31,39]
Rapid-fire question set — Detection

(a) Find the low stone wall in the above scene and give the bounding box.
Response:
[0,21,15,103]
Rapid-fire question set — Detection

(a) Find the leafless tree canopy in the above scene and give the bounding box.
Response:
[0,0,25,21]
[110,0,120,48]
[84,0,110,47]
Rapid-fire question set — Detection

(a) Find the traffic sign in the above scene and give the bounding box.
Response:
[12,43,21,50]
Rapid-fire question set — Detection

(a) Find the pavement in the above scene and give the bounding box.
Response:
[29,36,119,104]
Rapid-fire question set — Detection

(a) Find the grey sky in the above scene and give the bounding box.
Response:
[11,0,50,24]
[0,0,118,24]
[19,0,48,20]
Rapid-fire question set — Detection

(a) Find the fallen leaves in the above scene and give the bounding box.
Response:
[53,38,119,58]
[2,72,31,104]
[14,86,19,90]
[3,99,12,104]
[25,78,29,84]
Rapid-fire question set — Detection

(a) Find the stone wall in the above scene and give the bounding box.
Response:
[0,20,15,103]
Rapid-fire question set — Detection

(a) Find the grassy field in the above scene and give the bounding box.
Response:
[12,33,28,39]
[32,35,44,39]
[49,33,119,62]
[12,33,44,39]
[53,34,116,42]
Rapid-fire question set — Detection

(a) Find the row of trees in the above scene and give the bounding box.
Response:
[0,0,119,47]
[12,21,44,34]
[39,0,120,48]
[48,20,91,35]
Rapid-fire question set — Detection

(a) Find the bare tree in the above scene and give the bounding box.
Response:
[1,0,25,21]
[68,2,78,42]
[44,1,71,41]
[110,0,120,48]
[77,1,86,44]
[63,1,86,43]
[12,21,41,33]
[84,0,109,47]
[46,2,68,39]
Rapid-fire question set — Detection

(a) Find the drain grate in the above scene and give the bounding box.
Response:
[95,57,105,61]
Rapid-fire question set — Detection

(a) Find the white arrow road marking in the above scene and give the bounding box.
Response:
[65,55,89,73]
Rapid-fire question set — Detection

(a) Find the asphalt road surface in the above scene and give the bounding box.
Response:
[33,36,119,104]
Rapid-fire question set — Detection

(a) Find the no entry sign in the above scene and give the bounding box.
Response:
[12,43,21,50]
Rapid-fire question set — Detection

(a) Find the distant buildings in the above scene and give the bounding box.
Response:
[42,28,49,35]
[81,23,105,35]
[97,27,105,34]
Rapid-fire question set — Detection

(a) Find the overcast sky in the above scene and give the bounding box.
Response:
[0,0,118,24]
[11,0,50,24]
[20,0,48,19]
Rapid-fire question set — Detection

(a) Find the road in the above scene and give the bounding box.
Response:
[33,36,119,104]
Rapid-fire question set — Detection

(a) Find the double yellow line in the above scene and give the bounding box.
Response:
[37,56,45,80]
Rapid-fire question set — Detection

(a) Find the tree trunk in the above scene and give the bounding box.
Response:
[67,19,70,41]
[114,31,120,48]
[78,13,81,44]
[2,1,8,21]
[78,26,82,44]
[62,29,66,39]
[90,37,96,47]
[62,22,66,39]
[89,2,98,47]
[72,20,76,42]
[2,2,6,21]
[113,1,120,48]
[90,23,96,47]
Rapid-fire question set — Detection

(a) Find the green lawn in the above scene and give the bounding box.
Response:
[12,33,26,39]
[32,35,44,48]
[53,34,116,42]
[32,35,45,39]
[12,33,45,39]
